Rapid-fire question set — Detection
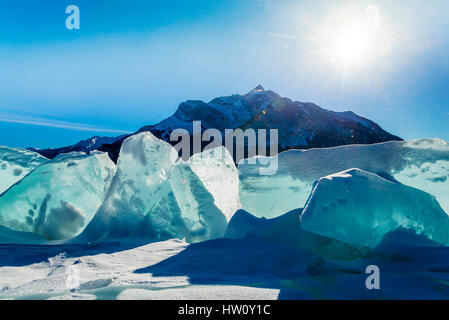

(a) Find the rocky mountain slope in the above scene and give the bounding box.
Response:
[32,86,402,163]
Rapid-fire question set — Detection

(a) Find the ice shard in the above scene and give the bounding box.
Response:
[189,146,241,221]
[239,139,449,218]
[0,146,48,194]
[226,209,367,260]
[79,132,232,242]
[0,152,115,240]
[300,168,449,247]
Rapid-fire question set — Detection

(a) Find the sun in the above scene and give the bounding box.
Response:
[310,4,389,69]
[336,29,367,63]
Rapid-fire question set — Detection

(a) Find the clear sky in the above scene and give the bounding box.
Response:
[0,0,448,148]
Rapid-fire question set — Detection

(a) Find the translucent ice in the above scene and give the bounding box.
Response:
[239,139,449,218]
[189,147,241,221]
[300,168,449,247]
[0,146,48,194]
[225,209,367,260]
[0,152,116,240]
[79,132,232,242]
[0,225,45,244]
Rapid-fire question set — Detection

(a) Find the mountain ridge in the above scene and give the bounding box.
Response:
[30,86,402,163]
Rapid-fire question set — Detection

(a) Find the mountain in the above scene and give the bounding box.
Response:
[31,85,402,162]
[28,135,126,159]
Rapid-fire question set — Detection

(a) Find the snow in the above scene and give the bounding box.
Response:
[72,135,125,150]
[0,238,289,300]
[0,151,115,240]
[117,286,280,300]
[2,229,449,299]
[0,146,48,194]
[300,168,449,247]
[239,139,449,218]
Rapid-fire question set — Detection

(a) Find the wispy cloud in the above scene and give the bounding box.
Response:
[267,32,296,40]
[0,116,133,134]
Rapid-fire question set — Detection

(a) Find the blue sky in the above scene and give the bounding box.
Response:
[0,0,448,148]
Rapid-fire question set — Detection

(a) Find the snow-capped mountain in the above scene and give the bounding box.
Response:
[28,135,126,159]
[149,85,400,147]
[32,86,402,162]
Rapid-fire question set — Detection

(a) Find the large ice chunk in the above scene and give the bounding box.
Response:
[78,132,231,242]
[0,225,45,244]
[239,139,449,218]
[225,209,367,260]
[300,168,449,247]
[0,146,48,194]
[0,152,115,240]
[189,147,241,221]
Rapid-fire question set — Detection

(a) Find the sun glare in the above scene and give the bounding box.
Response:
[312,4,388,69]
[337,29,367,62]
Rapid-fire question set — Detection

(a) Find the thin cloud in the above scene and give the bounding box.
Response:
[267,32,296,40]
[0,116,133,134]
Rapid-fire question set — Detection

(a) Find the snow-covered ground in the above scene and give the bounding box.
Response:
[0,238,284,300]
[2,229,449,300]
